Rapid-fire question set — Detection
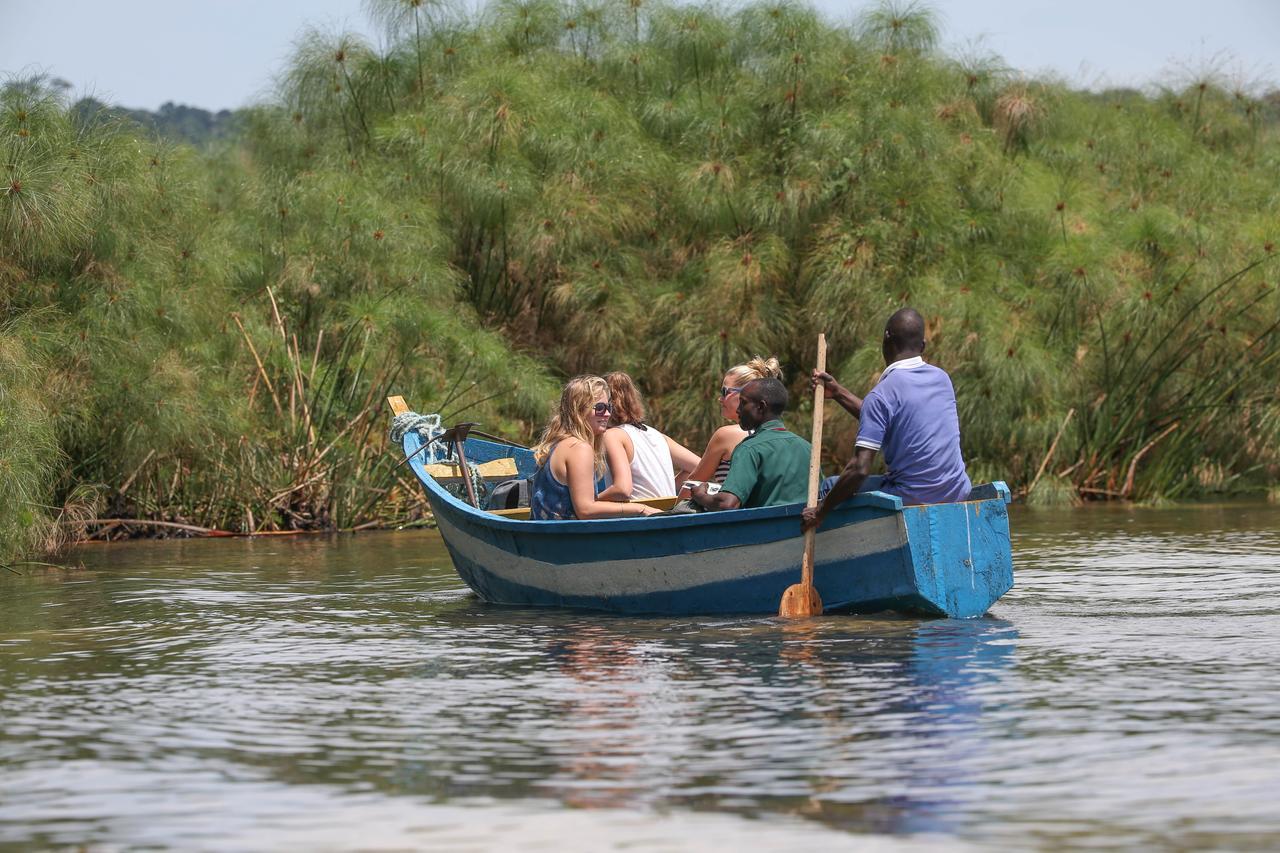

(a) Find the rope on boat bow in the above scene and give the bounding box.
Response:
[389,411,487,504]
[389,412,449,464]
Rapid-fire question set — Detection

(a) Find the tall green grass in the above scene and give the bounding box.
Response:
[2,1,1279,563]
[1,71,556,562]
[264,0,1274,502]
[0,319,61,565]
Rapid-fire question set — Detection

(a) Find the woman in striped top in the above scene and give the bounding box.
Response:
[679,356,784,496]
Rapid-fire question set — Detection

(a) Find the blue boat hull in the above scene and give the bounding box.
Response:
[401,431,1014,618]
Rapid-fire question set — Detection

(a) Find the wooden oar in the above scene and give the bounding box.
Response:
[779,333,826,618]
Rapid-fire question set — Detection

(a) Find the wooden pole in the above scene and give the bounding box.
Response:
[779,333,826,618]
[454,438,481,509]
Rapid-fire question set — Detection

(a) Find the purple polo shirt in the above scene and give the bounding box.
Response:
[856,357,972,505]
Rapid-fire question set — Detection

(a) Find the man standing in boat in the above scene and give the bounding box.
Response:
[690,378,810,511]
[802,307,971,532]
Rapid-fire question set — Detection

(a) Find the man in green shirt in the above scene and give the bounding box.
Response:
[691,378,811,510]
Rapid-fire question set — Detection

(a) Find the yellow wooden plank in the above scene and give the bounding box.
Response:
[489,506,533,518]
[386,395,409,415]
[424,458,518,481]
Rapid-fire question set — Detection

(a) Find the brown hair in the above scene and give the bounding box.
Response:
[726,355,783,387]
[533,375,609,475]
[603,371,647,429]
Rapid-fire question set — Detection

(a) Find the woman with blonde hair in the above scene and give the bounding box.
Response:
[531,375,663,520]
[680,356,784,495]
[598,372,700,501]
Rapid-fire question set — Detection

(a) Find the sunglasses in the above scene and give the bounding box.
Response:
[720,385,744,398]
[591,402,613,415]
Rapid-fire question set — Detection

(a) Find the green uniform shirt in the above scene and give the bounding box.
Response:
[720,419,811,508]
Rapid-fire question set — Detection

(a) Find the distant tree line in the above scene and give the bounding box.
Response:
[101,100,244,146]
[3,76,244,145]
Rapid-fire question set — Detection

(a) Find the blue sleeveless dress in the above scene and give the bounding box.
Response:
[530,443,600,520]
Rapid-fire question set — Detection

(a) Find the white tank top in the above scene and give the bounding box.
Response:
[620,423,676,499]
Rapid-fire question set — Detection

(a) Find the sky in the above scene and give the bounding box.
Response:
[1,0,1276,112]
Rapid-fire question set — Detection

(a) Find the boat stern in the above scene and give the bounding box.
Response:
[902,482,1014,618]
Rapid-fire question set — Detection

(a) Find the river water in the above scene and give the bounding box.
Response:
[2,503,1279,850]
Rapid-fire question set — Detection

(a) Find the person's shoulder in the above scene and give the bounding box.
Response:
[780,429,811,448]
[605,426,633,451]
[711,424,746,449]
[916,362,957,392]
[863,380,891,404]
[561,437,594,457]
[634,422,667,441]
[879,362,945,392]
[728,435,766,464]
[753,425,804,446]
[548,437,590,469]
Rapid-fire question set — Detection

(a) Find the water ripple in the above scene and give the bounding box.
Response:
[2,506,1280,848]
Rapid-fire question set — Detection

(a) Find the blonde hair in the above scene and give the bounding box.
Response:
[534,375,609,475]
[603,371,646,428]
[725,355,783,386]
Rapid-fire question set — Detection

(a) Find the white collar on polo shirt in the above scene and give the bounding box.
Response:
[876,355,925,383]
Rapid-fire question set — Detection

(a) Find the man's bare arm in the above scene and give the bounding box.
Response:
[801,447,876,532]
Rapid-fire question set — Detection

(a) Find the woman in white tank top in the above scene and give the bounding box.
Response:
[598,372,700,501]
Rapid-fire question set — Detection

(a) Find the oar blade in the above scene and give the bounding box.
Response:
[778,582,823,617]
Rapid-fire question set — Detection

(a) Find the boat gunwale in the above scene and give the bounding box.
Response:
[403,434,1010,537]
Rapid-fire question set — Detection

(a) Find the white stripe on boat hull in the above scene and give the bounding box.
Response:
[435,513,907,597]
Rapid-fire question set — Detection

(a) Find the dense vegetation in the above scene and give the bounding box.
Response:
[3,0,1278,564]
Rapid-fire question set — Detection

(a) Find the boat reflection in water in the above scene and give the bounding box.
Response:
[542,627,673,810]
[532,613,1018,835]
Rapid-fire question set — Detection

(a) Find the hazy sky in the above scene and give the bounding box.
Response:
[2,0,1276,111]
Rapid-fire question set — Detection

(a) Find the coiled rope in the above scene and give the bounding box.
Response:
[388,411,486,504]
[389,412,448,464]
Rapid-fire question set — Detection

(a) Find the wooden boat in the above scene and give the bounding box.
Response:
[390,400,1014,618]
